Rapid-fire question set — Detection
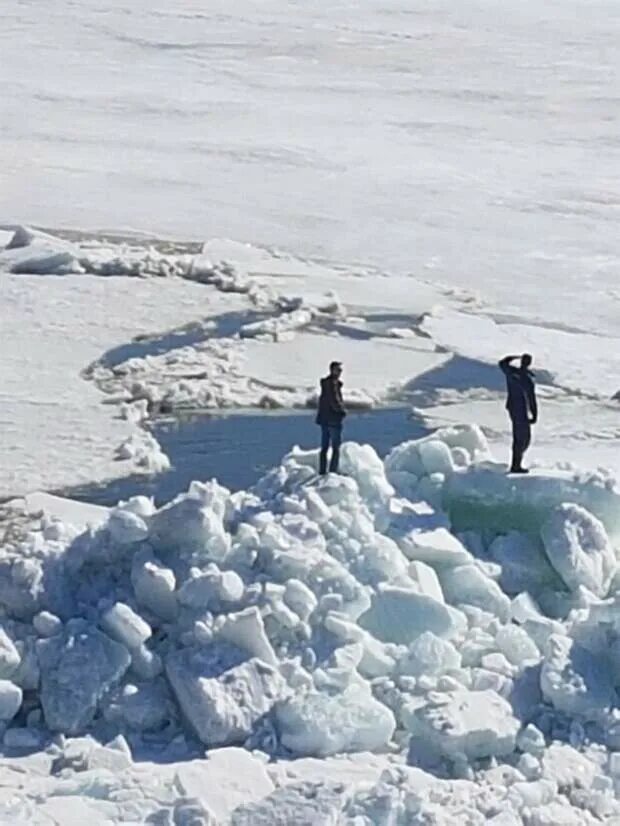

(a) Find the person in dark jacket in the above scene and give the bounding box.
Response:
[499,353,538,474]
[316,361,346,475]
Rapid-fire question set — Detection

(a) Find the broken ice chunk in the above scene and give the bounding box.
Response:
[540,633,614,720]
[406,688,519,760]
[541,503,616,598]
[359,584,466,644]
[276,684,395,757]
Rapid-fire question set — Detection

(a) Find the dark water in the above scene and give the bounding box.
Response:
[64,407,426,506]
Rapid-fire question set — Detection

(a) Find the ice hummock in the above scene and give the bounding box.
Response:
[443,462,620,539]
[1,424,620,822]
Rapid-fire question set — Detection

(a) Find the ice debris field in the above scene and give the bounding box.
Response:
[3,0,620,820]
[2,423,620,823]
[4,224,620,503]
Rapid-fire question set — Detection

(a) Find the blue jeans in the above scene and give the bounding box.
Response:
[319,425,342,474]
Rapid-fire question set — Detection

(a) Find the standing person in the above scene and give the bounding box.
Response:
[499,353,538,474]
[316,361,346,475]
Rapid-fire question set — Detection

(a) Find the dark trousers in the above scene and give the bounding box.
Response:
[319,425,342,475]
[510,416,531,470]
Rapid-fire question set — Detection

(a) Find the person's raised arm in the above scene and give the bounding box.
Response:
[499,355,519,373]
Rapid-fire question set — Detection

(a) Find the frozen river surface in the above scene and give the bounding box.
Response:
[2,0,620,334]
[65,407,424,505]
[3,4,620,825]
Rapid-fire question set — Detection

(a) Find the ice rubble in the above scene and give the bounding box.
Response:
[2,424,620,822]
[1,227,361,416]
[114,430,171,475]
[541,503,617,597]
[0,227,186,279]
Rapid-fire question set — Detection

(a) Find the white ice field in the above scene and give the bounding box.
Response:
[2,0,620,824]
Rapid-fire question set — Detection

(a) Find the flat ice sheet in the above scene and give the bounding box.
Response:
[242,332,444,401]
[0,272,211,498]
[2,1,619,337]
[24,492,109,530]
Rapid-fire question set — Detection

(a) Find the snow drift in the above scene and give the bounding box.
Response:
[2,425,620,822]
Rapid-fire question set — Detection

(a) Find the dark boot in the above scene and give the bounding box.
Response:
[319,450,328,475]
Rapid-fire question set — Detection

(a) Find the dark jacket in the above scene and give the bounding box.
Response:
[316,376,346,426]
[499,358,537,422]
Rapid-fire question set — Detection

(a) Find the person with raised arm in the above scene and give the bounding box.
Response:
[499,353,537,474]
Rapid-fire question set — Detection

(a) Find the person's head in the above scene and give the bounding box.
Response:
[329,361,343,379]
[521,353,533,370]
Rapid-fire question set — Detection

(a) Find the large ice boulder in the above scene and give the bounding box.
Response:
[149,482,230,561]
[387,497,449,534]
[276,684,396,757]
[2,227,82,275]
[540,634,614,719]
[495,625,540,666]
[178,564,244,610]
[540,503,616,598]
[103,680,173,733]
[418,440,456,476]
[175,748,275,823]
[131,643,163,681]
[33,611,63,638]
[0,681,22,722]
[541,742,599,789]
[217,607,278,667]
[439,564,511,622]
[385,426,489,498]
[406,689,520,761]
[398,631,461,677]
[106,508,149,545]
[444,465,620,540]
[356,534,410,586]
[101,602,151,651]
[338,442,394,508]
[166,643,288,747]
[395,527,472,567]
[408,560,444,602]
[0,628,21,679]
[384,441,426,499]
[37,621,131,734]
[386,436,454,479]
[488,532,559,596]
[323,612,397,678]
[439,423,490,459]
[283,579,318,622]
[6,225,42,249]
[131,554,177,621]
[359,584,467,645]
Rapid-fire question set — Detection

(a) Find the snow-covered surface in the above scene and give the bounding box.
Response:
[0,429,619,822]
[24,494,109,531]
[2,0,619,340]
[4,229,620,823]
[0,226,456,497]
[0,255,207,498]
[2,0,620,821]
[5,224,620,503]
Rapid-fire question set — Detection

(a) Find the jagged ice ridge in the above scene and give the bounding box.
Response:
[2,425,620,822]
